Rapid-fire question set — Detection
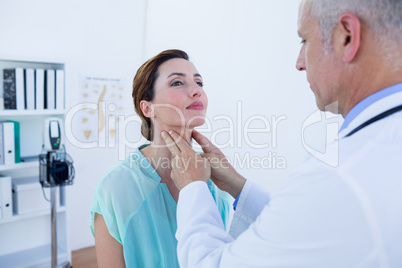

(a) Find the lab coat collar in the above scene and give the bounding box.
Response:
[339,91,402,139]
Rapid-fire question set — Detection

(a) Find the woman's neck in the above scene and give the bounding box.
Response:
[140,127,194,203]
[143,126,194,165]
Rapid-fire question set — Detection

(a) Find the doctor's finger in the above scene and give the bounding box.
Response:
[199,153,215,161]
[161,131,181,156]
[192,130,220,154]
[167,130,193,153]
[200,153,226,168]
[171,156,187,174]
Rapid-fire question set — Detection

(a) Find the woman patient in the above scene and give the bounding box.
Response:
[90,49,230,267]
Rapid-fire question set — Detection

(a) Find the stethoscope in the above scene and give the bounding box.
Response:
[346,104,402,137]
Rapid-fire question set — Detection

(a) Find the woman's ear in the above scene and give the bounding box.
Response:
[336,13,361,63]
[140,100,154,118]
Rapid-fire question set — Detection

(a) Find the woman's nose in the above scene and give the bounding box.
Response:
[190,83,202,97]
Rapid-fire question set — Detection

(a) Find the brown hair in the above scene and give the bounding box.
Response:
[132,49,189,141]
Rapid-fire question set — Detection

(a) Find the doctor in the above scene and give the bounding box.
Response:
[162,0,402,267]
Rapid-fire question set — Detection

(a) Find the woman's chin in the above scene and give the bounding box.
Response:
[186,118,206,129]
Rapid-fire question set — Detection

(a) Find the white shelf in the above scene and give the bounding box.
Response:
[0,59,70,265]
[0,206,66,224]
[0,243,68,268]
[0,160,38,171]
[0,110,65,117]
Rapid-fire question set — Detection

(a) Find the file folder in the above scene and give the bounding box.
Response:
[1,122,15,165]
[0,175,13,218]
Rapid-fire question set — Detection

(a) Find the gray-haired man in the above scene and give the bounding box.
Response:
[162,0,402,267]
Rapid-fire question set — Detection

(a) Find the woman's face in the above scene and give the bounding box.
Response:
[148,58,208,130]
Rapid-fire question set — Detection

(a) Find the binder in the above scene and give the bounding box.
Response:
[45,69,55,109]
[35,69,45,110]
[0,175,13,218]
[3,68,25,110]
[1,121,15,165]
[0,181,2,218]
[0,123,3,165]
[3,69,16,109]
[56,69,65,110]
[7,120,21,163]
[24,68,35,110]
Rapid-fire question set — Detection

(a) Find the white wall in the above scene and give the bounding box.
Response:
[143,0,324,189]
[0,0,341,252]
[0,0,146,250]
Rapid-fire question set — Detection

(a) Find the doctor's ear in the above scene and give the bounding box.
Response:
[140,100,155,118]
[336,13,361,63]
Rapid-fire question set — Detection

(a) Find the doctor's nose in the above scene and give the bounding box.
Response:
[296,48,306,71]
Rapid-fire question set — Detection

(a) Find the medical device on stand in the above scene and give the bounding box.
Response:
[39,118,75,268]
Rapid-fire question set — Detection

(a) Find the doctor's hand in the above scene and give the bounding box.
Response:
[161,130,211,191]
[192,130,246,199]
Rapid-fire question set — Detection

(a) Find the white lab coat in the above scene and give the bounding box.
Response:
[176,90,402,267]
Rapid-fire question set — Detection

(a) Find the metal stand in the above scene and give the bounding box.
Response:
[50,187,56,267]
[47,151,71,268]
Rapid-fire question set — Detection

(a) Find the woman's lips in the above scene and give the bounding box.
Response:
[186,101,204,110]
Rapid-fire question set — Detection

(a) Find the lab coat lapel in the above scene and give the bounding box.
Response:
[339,91,402,139]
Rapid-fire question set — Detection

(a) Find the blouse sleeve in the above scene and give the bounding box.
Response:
[90,164,146,244]
[90,174,123,244]
[207,180,232,231]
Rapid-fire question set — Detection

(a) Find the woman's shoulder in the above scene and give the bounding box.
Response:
[94,153,159,207]
[90,151,160,243]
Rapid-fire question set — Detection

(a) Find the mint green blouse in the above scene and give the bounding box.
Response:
[90,144,231,267]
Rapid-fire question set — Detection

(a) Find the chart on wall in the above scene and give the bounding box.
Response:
[72,77,124,146]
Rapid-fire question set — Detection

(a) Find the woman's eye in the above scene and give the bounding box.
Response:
[171,81,183,87]
[196,81,203,87]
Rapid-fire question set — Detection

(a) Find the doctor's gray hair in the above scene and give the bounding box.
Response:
[306,0,401,66]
